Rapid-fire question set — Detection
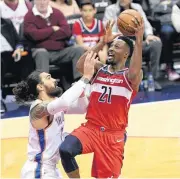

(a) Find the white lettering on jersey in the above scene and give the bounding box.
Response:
[96,76,123,84]
[83,36,99,41]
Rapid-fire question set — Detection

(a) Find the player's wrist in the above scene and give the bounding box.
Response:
[81,76,91,84]
[100,39,107,45]
[136,37,143,44]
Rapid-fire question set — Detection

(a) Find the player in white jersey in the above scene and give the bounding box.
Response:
[13,52,98,179]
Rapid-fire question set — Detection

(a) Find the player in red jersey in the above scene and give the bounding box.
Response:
[59,19,144,178]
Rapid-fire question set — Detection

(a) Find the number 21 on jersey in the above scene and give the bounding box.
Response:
[98,86,112,104]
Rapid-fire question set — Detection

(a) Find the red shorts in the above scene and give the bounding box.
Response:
[71,121,126,178]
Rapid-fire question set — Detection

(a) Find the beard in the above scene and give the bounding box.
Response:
[106,59,117,66]
[46,86,63,97]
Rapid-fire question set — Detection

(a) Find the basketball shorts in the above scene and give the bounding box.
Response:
[21,160,62,179]
[71,121,126,178]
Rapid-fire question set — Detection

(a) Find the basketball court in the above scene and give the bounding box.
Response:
[1,99,180,178]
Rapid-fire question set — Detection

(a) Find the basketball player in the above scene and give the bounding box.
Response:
[59,19,144,178]
[13,52,98,179]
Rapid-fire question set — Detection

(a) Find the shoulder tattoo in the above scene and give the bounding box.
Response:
[30,102,49,121]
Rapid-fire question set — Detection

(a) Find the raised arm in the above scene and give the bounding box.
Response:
[30,52,98,129]
[76,20,122,74]
[66,84,91,114]
[127,18,144,91]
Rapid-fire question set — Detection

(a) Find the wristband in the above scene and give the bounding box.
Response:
[80,77,90,84]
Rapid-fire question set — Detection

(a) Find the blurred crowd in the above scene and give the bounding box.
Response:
[1,0,180,93]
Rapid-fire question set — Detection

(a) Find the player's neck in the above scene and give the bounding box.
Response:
[110,63,125,72]
[38,93,55,102]
[83,18,94,26]
[124,6,130,10]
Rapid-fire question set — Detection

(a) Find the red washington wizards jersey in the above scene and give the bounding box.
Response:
[86,65,137,129]
[73,18,104,47]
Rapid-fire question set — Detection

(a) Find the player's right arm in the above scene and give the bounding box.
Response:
[30,52,98,130]
[127,18,144,91]
[76,20,121,74]
[30,102,50,129]
[30,80,90,129]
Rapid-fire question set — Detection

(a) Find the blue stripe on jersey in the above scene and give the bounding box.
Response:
[79,18,100,34]
[35,162,41,178]
[35,129,45,178]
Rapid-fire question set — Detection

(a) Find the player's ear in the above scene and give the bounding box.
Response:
[37,84,44,92]
[124,52,128,59]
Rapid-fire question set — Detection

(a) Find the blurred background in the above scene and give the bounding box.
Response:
[1,0,180,178]
[1,0,180,116]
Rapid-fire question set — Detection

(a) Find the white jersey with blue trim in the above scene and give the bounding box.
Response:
[27,99,65,165]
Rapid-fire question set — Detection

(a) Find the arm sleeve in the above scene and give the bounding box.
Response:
[66,84,91,114]
[66,96,89,114]
[47,80,87,115]
[172,5,180,33]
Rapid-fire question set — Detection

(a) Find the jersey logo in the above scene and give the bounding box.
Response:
[116,139,124,143]
[97,76,123,84]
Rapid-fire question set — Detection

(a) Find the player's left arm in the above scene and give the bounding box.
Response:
[127,18,144,91]
[66,84,91,114]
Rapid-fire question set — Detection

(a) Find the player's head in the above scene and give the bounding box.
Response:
[80,0,96,21]
[13,70,63,103]
[119,0,132,8]
[106,36,134,66]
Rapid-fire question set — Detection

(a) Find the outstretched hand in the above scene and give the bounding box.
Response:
[131,17,144,42]
[103,20,122,44]
[83,51,98,80]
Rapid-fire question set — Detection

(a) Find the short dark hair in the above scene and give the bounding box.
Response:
[117,36,134,57]
[80,0,95,8]
[13,70,43,104]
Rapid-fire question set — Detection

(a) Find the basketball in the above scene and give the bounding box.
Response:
[117,9,143,36]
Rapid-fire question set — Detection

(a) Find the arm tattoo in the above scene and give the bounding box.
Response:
[30,102,49,121]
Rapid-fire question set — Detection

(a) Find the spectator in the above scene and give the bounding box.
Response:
[0,0,32,33]
[1,18,34,82]
[24,0,84,86]
[49,0,81,17]
[172,0,180,33]
[103,0,162,90]
[72,0,107,63]
[153,0,180,81]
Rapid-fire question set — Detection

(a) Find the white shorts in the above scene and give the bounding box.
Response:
[21,160,62,179]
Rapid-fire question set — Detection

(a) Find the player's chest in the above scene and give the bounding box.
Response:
[91,74,132,103]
